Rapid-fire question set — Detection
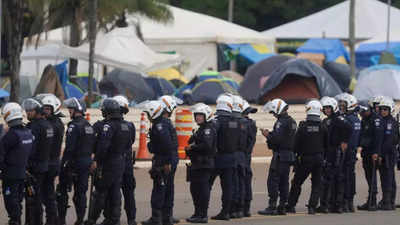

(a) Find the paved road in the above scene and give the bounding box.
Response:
[1,161,399,225]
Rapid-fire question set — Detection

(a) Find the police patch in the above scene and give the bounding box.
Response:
[375,119,380,127]
[46,128,54,138]
[204,129,211,135]
[85,126,94,134]
[103,124,111,132]
[67,124,75,133]
[276,122,281,129]
[156,123,163,131]
[121,123,129,131]
[387,123,392,130]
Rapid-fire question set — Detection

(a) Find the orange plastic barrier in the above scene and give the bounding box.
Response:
[136,112,151,160]
[175,108,193,159]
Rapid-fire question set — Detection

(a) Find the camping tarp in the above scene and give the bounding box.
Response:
[148,68,188,88]
[226,44,275,63]
[259,58,342,104]
[220,70,244,84]
[262,0,400,40]
[297,39,349,63]
[99,69,155,103]
[356,42,400,68]
[190,79,239,104]
[240,55,292,102]
[175,71,224,99]
[144,77,175,98]
[34,64,65,101]
[323,61,352,92]
[353,64,400,101]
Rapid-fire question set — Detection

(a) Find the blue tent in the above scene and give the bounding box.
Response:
[297,39,349,62]
[356,42,400,68]
[144,77,175,98]
[0,88,10,98]
[55,61,84,99]
[227,44,275,63]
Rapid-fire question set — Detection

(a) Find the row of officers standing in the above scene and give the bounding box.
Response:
[1,91,400,225]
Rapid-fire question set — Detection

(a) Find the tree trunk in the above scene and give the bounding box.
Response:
[69,4,83,76]
[4,0,25,102]
[87,0,97,107]
[349,0,356,79]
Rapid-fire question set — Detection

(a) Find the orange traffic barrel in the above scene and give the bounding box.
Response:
[175,108,193,159]
[136,112,151,160]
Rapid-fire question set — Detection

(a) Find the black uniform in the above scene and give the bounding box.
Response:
[319,112,352,213]
[44,115,65,224]
[287,116,328,211]
[378,115,399,210]
[243,116,257,216]
[26,118,54,225]
[231,112,248,218]
[358,112,384,210]
[264,113,297,213]
[144,116,178,225]
[0,124,34,225]
[87,117,133,225]
[209,110,241,219]
[186,121,217,220]
[58,116,94,224]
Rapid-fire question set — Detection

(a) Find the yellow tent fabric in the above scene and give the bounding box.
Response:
[335,56,348,64]
[148,68,189,84]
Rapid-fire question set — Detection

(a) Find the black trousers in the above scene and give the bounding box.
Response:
[3,178,25,222]
[210,167,234,213]
[267,161,291,206]
[288,154,323,208]
[190,168,212,217]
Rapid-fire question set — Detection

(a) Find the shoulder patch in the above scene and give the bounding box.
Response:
[204,128,211,135]
[67,124,75,133]
[46,128,54,138]
[374,119,381,127]
[156,123,163,131]
[276,122,281,129]
[103,124,111,132]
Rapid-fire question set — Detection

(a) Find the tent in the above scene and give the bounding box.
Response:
[239,55,292,102]
[353,65,400,101]
[220,70,244,84]
[74,74,99,93]
[1,76,38,100]
[297,39,349,63]
[258,58,342,104]
[356,42,400,68]
[147,68,188,88]
[262,0,400,40]
[130,5,275,79]
[20,28,180,76]
[189,79,239,104]
[175,71,224,99]
[99,69,155,103]
[144,77,175,98]
[226,44,275,63]
[34,64,65,101]
[323,62,352,92]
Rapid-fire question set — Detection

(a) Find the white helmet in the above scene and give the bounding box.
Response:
[41,94,62,115]
[342,94,358,111]
[369,95,385,107]
[113,95,129,114]
[159,95,180,113]
[191,103,213,122]
[263,98,288,115]
[143,100,163,120]
[216,93,233,113]
[232,95,244,113]
[306,99,322,116]
[242,99,258,114]
[334,93,346,102]
[379,96,395,113]
[320,96,338,112]
[2,102,24,123]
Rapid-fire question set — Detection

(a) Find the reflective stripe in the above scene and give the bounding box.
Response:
[176,127,192,131]
[175,122,192,128]
[177,131,192,136]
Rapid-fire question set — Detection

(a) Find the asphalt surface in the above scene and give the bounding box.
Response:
[1,160,399,225]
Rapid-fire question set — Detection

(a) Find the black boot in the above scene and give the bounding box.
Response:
[382,193,393,211]
[9,219,21,225]
[142,210,162,225]
[127,220,137,225]
[258,200,277,216]
[308,207,316,215]
[243,201,251,217]
[211,211,230,221]
[348,199,355,213]
[357,198,370,211]
[45,215,58,225]
[277,205,286,215]
[342,200,349,213]
[229,204,238,219]
[316,205,328,214]
[285,205,296,214]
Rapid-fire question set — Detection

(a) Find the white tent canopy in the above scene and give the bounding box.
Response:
[20,27,180,76]
[262,0,400,40]
[362,29,400,44]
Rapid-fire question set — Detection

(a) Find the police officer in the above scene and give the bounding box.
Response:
[39,94,65,225]
[377,97,398,210]
[286,100,327,214]
[142,100,179,225]
[86,98,132,225]
[341,94,361,212]
[185,103,216,223]
[258,99,297,216]
[113,95,137,225]
[318,96,352,214]
[230,95,248,219]
[0,103,34,225]
[209,94,240,221]
[241,100,257,217]
[22,98,55,225]
[59,97,94,225]
[357,100,384,211]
